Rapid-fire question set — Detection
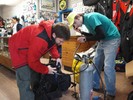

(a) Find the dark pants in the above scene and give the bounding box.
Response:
[16,65,41,100]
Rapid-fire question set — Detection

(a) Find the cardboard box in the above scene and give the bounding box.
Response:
[126,60,133,78]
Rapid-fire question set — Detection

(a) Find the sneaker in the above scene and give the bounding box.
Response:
[106,94,115,100]
[93,88,104,93]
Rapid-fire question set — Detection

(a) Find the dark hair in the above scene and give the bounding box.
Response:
[0,17,5,27]
[12,16,20,22]
[52,23,70,40]
[0,16,3,21]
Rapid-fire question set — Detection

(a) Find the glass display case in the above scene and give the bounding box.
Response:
[0,37,13,71]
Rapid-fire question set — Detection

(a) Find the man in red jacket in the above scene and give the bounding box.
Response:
[8,20,70,100]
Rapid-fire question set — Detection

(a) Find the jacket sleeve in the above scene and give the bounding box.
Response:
[28,38,49,74]
[85,25,105,41]
[49,45,60,58]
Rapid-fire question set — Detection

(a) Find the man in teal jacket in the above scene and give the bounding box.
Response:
[67,12,120,100]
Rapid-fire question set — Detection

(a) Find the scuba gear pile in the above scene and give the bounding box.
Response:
[79,55,94,100]
[72,43,97,83]
[34,58,71,100]
[72,42,106,100]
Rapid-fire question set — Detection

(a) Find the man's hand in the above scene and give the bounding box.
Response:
[47,65,57,74]
[77,36,86,43]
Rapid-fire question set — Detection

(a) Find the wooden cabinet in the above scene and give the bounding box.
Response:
[0,37,13,71]
[62,36,96,71]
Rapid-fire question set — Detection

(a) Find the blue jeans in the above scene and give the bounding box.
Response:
[93,38,120,96]
[16,65,41,100]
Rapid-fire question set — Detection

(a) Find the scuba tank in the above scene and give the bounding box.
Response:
[79,55,94,100]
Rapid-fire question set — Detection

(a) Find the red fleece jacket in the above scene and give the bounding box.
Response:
[8,20,60,74]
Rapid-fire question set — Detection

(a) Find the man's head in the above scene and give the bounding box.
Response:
[12,16,20,24]
[52,22,70,46]
[67,12,83,31]
[0,20,4,26]
[0,17,4,27]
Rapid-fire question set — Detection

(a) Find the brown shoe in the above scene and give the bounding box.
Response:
[106,94,115,100]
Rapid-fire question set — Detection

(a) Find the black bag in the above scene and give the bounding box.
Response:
[95,0,113,19]
[127,91,133,100]
[121,28,133,62]
[83,0,100,6]
[57,73,71,91]
[34,73,71,100]
[120,13,133,62]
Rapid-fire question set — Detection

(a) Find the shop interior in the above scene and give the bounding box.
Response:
[0,0,133,100]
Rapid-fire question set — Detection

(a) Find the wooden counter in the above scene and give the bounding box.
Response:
[62,36,96,71]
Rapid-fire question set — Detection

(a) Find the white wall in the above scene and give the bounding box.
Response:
[2,0,39,20]
[2,1,25,19]
[68,0,82,8]
[1,0,87,19]
[68,0,92,13]
[0,6,3,17]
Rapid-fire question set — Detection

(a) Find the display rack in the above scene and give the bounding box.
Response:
[5,19,13,35]
[0,37,13,71]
